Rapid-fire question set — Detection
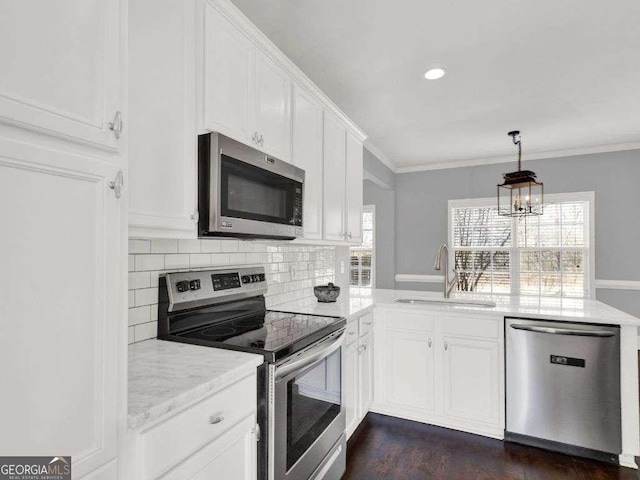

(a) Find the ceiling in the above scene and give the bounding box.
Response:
[229,0,640,171]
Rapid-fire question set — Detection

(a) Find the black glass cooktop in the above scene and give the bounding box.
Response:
[170,308,345,362]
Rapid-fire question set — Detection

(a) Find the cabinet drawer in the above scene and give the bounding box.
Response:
[386,311,434,333]
[359,313,373,337]
[441,315,499,339]
[345,320,359,346]
[141,374,256,479]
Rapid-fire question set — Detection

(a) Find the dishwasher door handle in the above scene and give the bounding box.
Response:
[510,324,616,337]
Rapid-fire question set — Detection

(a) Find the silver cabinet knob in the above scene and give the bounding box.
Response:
[364,321,372,326]
[444,341,448,351]
[348,331,356,336]
[108,111,123,139]
[428,338,432,348]
[209,415,224,425]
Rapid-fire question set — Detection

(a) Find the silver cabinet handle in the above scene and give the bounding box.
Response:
[108,170,124,199]
[361,343,367,352]
[108,111,123,139]
[428,338,432,348]
[364,321,372,326]
[259,134,264,146]
[444,341,448,351]
[209,415,224,425]
[251,132,259,144]
[510,324,616,337]
[190,211,199,223]
[348,232,353,239]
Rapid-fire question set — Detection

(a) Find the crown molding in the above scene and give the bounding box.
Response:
[364,140,397,172]
[210,0,367,141]
[395,141,640,173]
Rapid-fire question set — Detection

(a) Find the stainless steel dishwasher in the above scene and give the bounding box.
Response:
[505,317,621,464]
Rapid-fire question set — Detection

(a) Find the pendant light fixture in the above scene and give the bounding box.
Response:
[497,130,544,216]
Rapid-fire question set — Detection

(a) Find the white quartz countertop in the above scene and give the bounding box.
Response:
[273,288,640,327]
[128,339,263,430]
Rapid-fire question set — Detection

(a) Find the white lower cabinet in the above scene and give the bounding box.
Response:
[344,313,374,438]
[159,415,257,480]
[442,336,500,425]
[372,309,504,437]
[129,373,258,480]
[384,330,435,413]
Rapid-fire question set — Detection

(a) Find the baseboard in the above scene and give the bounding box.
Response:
[618,453,638,469]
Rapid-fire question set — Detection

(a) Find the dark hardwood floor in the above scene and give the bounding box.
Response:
[344,413,637,480]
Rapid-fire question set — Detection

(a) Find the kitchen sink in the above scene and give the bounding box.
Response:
[394,298,497,308]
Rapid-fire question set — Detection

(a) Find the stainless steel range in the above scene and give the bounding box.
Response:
[158,266,347,480]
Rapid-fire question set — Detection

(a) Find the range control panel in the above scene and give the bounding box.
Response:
[165,266,267,311]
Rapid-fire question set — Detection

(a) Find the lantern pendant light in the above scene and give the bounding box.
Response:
[497,131,544,216]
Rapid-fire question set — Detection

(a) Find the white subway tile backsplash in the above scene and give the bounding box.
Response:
[129,239,151,254]
[128,305,151,326]
[178,239,201,253]
[201,240,221,253]
[190,253,211,268]
[151,238,178,254]
[164,254,190,270]
[134,321,157,342]
[128,272,151,290]
[127,237,336,344]
[135,287,159,307]
[135,254,164,272]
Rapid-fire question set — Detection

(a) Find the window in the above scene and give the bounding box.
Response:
[350,206,375,287]
[449,192,594,298]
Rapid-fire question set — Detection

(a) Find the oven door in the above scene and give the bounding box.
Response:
[273,329,346,480]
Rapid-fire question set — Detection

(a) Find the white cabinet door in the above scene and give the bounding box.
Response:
[0,0,123,151]
[128,0,197,238]
[254,50,292,162]
[160,415,257,480]
[292,85,323,240]
[0,138,123,478]
[344,341,360,437]
[345,132,363,244]
[322,112,346,241]
[384,330,435,413]
[358,331,374,416]
[442,336,500,425]
[204,4,255,144]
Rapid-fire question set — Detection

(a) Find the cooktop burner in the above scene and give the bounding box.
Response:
[174,310,344,360]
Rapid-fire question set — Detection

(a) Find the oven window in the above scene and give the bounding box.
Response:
[287,348,341,471]
[221,154,301,226]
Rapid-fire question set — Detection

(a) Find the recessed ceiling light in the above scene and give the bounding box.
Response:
[424,68,446,80]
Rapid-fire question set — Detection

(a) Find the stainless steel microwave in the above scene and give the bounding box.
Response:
[198,132,304,240]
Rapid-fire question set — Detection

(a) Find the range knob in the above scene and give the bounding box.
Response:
[241,275,252,284]
[252,274,261,282]
[176,280,189,293]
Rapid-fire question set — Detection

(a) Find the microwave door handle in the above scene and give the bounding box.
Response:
[275,329,346,381]
[509,324,616,337]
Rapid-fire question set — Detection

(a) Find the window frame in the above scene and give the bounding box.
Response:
[350,205,376,288]
[448,191,595,299]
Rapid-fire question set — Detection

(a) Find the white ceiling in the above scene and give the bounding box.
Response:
[229,0,640,171]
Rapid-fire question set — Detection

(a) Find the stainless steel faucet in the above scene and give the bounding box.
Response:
[434,243,458,298]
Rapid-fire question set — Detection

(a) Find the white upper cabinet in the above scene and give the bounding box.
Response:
[0,0,123,152]
[254,50,292,161]
[345,132,364,243]
[292,85,323,239]
[128,0,197,238]
[203,4,291,161]
[204,3,256,144]
[322,111,347,241]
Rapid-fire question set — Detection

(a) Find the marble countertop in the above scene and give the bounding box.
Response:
[273,288,640,327]
[128,339,263,430]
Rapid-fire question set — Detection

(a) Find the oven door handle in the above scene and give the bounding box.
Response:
[275,329,346,381]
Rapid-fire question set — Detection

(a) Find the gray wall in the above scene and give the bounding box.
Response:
[363,148,396,288]
[394,149,640,316]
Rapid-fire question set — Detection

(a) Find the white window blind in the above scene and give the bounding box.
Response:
[449,193,593,298]
[351,206,375,287]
